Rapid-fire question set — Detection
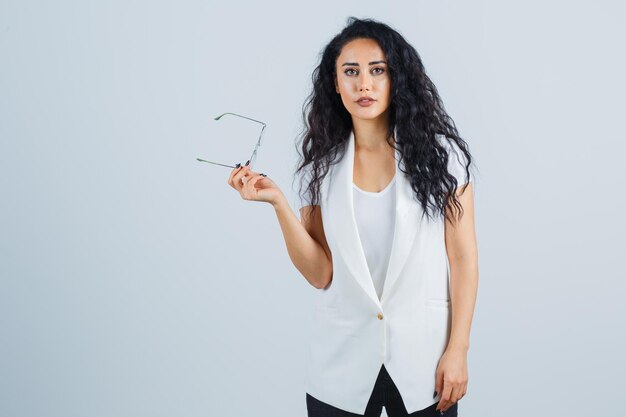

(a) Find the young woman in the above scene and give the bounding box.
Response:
[228,17,478,417]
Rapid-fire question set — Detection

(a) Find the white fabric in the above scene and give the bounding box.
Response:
[295,133,472,210]
[295,129,474,414]
[352,174,397,301]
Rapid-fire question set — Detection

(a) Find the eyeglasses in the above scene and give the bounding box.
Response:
[196,112,267,170]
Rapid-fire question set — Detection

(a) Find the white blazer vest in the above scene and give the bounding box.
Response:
[304,129,457,414]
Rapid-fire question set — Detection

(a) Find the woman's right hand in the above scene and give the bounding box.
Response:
[228,162,285,206]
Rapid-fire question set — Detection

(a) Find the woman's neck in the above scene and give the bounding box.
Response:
[352,116,394,151]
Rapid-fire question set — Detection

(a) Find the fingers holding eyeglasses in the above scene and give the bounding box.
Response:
[228,163,280,204]
[228,162,261,192]
[228,162,244,189]
[240,170,267,200]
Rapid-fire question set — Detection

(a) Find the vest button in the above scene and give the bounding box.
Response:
[377,312,384,320]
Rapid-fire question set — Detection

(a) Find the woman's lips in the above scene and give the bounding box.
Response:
[357,99,375,107]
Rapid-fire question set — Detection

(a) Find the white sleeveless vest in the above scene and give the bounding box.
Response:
[304,128,466,414]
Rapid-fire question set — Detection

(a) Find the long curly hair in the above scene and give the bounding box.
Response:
[294,16,475,225]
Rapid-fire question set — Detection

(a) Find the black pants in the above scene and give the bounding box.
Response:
[306,364,458,417]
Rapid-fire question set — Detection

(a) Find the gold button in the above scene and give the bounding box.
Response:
[377,313,384,320]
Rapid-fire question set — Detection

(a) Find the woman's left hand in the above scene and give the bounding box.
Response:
[434,347,468,412]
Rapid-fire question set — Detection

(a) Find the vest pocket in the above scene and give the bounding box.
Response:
[425,298,450,308]
[316,304,339,312]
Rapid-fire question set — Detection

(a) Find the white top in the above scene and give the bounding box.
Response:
[352,174,397,301]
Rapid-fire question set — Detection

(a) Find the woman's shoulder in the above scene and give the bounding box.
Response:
[435,134,473,186]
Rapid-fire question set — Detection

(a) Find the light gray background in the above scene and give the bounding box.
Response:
[1,1,624,416]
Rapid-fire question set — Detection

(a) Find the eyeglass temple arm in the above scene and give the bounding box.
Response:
[214,112,266,127]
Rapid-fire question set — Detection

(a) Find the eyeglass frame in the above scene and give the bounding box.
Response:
[196,112,267,170]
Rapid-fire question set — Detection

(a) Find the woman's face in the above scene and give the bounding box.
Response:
[334,38,391,122]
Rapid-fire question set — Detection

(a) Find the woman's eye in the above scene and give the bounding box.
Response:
[344,67,384,76]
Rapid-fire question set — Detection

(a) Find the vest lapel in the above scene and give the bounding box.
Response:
[380,139,422,306]
[327,129,422,310]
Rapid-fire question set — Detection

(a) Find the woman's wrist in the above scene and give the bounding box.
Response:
[446,341,469,353]
[271,192,290,211]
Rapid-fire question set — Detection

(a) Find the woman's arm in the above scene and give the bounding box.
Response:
[272,196,333,289]
[435,183,478,410]
[444,183,479,352]
[228,164,333,289]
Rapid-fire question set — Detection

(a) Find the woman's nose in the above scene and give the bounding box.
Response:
[359,73,372,91]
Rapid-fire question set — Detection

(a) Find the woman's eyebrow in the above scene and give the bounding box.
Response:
[341,60,387,67]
